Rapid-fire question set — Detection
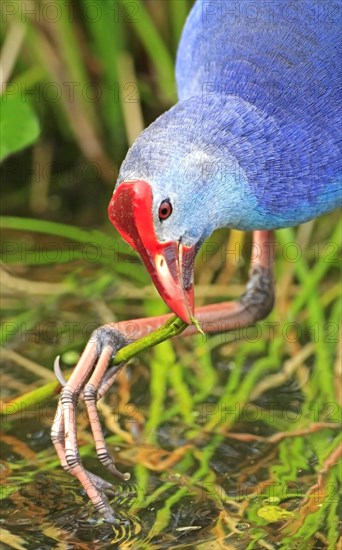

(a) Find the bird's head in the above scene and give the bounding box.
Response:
[108,98,252,324]
[107,101,216,324]
[108,177,198,324]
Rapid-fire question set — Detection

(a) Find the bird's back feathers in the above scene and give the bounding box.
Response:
[118,0,341,231]
[174,0,341,226]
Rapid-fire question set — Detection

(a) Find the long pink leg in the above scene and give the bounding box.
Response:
[51,230,275,521]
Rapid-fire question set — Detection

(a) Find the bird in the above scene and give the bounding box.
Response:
[51,0,342,523]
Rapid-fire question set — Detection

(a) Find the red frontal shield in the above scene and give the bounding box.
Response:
[108,180,195,324]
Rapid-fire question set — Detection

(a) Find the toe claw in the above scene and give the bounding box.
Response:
[107,464,131,482]
[54,355,67,387]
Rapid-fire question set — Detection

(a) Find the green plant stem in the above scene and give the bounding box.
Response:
[120,0,176,102]
[1,316,187,414]
[113,315,187,364]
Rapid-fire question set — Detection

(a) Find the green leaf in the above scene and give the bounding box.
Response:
[257,505,295,523]
[0,92,40,162]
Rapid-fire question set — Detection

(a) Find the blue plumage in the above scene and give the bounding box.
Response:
[117,0,341,235]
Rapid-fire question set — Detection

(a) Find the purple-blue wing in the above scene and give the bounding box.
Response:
[175,0,341,224]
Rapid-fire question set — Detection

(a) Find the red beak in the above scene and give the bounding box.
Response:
[108,180,196,324]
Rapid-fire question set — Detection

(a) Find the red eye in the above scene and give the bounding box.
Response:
[158,200,173,221]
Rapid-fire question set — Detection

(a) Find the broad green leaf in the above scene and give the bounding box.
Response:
[0,92,40,162]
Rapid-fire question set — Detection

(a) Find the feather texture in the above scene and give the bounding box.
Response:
[117,0,341,236]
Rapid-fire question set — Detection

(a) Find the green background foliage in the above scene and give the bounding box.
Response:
[1,1,340,548]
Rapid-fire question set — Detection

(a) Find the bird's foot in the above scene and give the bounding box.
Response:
[51,325,130,523]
